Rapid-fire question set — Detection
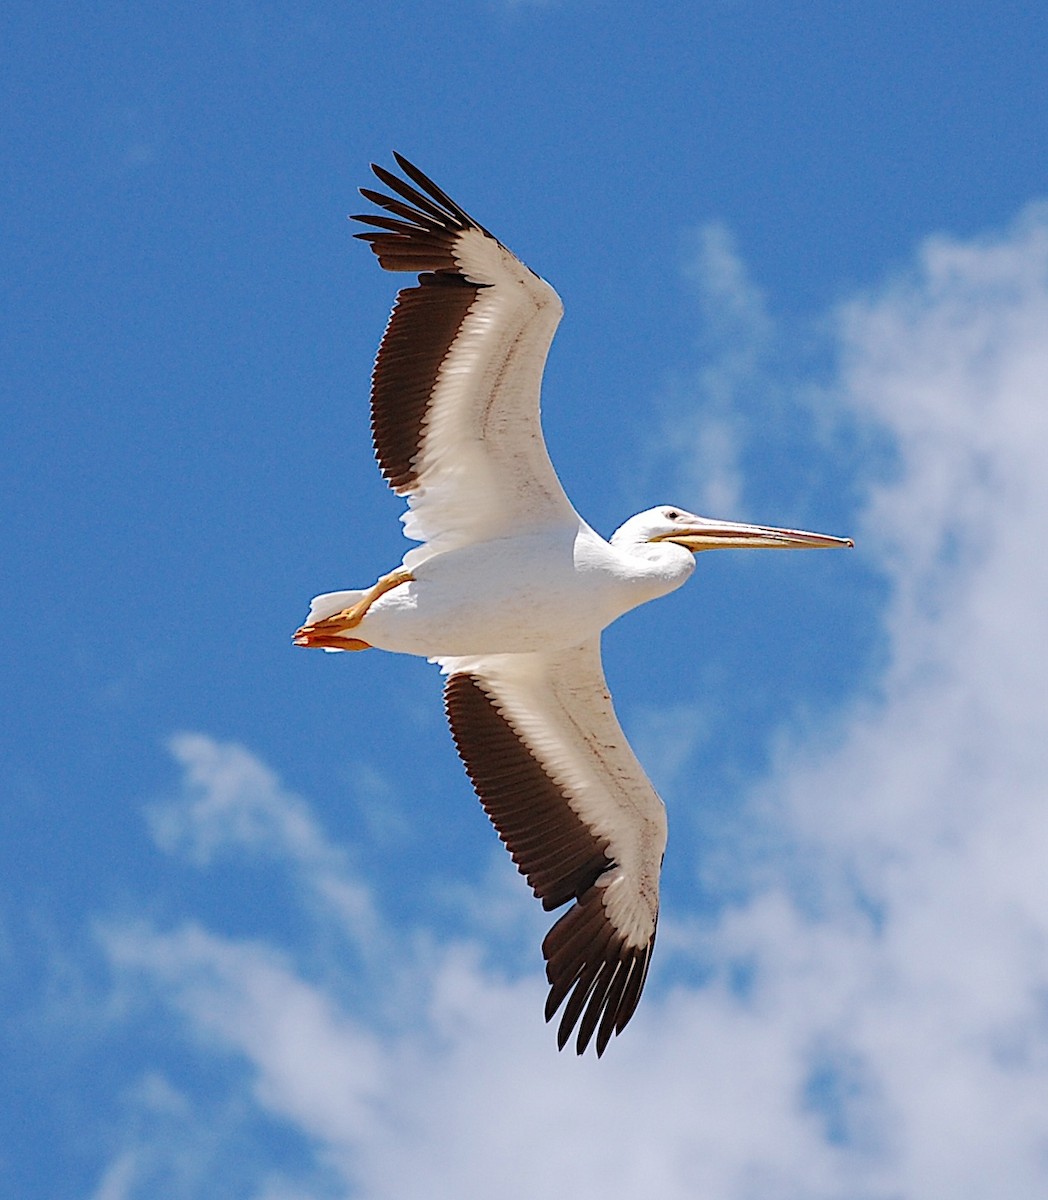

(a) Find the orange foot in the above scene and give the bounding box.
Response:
[293,566,413,651]
[292,630,371,651]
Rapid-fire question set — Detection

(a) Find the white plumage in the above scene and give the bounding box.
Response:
[295,154,852,1056]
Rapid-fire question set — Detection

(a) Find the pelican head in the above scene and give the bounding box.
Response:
[612,506,854,553]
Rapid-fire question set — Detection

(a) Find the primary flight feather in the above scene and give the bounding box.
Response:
[294,153,852,1056]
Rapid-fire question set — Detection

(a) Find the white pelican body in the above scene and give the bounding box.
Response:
[305,519,697,658]
[295,155,852,1056]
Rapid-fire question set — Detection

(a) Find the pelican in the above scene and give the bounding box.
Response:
[294,154,852,1056]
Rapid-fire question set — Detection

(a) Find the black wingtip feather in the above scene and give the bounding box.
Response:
[369,162,467,230]
[392,151,478,228]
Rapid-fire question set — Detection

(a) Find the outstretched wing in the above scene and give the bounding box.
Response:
[439,641,667,1057]
[354,154,578,566]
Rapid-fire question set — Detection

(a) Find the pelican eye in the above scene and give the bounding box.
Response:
[664,509,681,521]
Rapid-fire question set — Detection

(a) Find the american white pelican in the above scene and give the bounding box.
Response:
[294,154,852,1056]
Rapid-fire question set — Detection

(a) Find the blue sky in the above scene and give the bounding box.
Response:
[4,3,1048,1197]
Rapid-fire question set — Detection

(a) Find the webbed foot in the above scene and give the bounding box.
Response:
[293,566,414,650]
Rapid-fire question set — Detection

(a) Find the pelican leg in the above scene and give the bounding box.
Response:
[293,567,414,650]
[294,632,372,652]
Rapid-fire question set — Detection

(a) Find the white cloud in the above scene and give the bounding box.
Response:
[98,202,1048,1198]
[640,221,776,516]
[149,733,335,869]
[90,1151,138,1200]
[105,925,385,1145]
[746,202,1048,1195]
[148,733,379,948]
[686,221,774,350]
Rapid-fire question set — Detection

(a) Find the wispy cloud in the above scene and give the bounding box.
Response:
[149,734,336,869]
[148,733,380,947]
[686,221,774,351]
[637,221,775,517]
[90,202,1048,1198]
[90,1150,138,1200]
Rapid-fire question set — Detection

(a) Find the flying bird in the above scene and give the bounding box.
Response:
[294,154,852,1056]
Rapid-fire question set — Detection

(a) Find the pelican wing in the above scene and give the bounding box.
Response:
[353,154,578,564]
[439,640,667,1056]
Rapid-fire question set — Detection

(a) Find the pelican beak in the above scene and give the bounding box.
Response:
[658,519,854,553]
